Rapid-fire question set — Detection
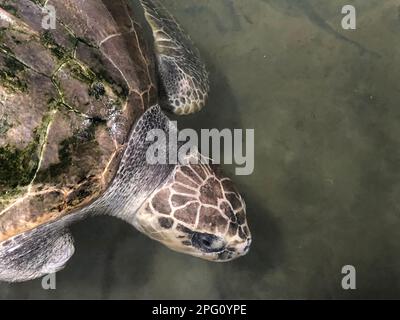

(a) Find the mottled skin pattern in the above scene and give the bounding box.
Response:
[141,0,210,114]
[0,0,251,282]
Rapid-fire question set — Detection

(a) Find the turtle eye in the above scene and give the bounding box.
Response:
[191,233,225,253]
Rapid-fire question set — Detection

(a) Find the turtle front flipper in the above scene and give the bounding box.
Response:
[140,0,210,115]
[0,227,75,282]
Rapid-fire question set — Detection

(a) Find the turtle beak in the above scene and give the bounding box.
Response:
[218,234,252,262]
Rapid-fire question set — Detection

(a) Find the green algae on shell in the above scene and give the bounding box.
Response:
[0,0,157,242]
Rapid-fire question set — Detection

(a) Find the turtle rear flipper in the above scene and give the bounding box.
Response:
[0,228,75,282]
[140,0,210,115]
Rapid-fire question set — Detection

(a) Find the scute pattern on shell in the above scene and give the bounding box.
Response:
[0,0,157,242]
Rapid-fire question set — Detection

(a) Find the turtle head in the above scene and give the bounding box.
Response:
[134,160,251,261]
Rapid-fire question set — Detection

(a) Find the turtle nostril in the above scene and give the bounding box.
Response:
[242,238,252,254]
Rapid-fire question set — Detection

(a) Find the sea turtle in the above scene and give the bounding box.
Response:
[0,0,251,282]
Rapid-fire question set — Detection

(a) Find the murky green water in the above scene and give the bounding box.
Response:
[2,0,400,299]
